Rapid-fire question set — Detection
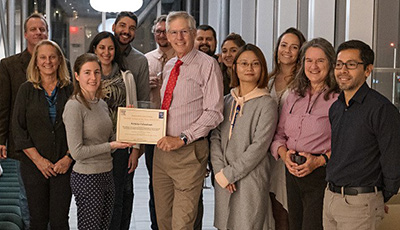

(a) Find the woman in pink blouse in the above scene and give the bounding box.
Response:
[270,37,339,230]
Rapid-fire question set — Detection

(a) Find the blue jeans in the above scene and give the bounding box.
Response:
[110,148,134,230]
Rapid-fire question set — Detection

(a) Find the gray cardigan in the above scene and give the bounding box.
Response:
[63,96,114,174]
[210,93,278,229]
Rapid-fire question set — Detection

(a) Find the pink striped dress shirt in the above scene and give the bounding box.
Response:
[270,88,338,159]
[160,48,224,144]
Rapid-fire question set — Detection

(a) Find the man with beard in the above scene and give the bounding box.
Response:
[110,11,149,230]
[323,40,400,230]
[113,11,150,103]
[0,13,50,229]
[144,15,175,230]
[195,24,218,59]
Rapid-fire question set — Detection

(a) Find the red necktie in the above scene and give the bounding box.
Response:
[161,60,183,110]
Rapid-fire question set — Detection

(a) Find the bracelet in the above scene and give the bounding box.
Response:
[66,152,74,160]
[322,154,329,166]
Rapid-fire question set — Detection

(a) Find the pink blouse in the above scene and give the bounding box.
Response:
[270,88,338,160]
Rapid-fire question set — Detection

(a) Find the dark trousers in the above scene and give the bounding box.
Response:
[20,161,72,230]
[110,148,134,230]
[71,170,114,230]
[286,166,326,230]
[145,145,158,230]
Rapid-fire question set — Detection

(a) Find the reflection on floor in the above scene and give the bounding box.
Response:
[68,156,216,229]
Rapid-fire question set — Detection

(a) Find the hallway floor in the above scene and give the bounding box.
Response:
[68,156,216,229]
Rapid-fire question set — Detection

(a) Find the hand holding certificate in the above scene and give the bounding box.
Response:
[116,108,167,145]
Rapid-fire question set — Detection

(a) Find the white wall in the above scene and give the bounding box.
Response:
[205,0,377,74]
[256,0,275,69]
[345,0,374,85]
[345,0,374,46]
[277,0,297,35]
[308,0,335,43]
[229,0,256,44]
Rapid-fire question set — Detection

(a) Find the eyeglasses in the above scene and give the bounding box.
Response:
[236,61,261,68]
[154,30,166,35]
[168,29,191,37]
[335,60,364,70]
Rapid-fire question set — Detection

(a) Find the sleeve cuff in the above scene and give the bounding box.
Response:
[215,169,229,188]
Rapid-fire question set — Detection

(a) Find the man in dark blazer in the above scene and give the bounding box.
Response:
[0,13,49,230]
[0,13,49,160]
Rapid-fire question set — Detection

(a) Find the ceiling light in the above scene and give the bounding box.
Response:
[90,0,143,12]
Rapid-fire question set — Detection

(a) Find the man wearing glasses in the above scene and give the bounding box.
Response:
[153,11,223,229]
[144,14,175,230]
[324,40,400,230]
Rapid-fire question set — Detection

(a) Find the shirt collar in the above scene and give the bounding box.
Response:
[155,47,175,61]
[339,82,369,105]
[122,44,132,57]
[177,48,198,65]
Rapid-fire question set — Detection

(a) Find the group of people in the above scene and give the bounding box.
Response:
[0,9,400,230]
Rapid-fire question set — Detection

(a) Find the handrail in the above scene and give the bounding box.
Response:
[373,67,400,73]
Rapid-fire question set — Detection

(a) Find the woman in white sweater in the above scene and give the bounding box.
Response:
[63,53,133,229]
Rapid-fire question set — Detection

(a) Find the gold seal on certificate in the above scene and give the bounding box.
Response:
[116,107,167,144]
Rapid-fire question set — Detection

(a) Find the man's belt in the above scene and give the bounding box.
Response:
[328,183,382,195]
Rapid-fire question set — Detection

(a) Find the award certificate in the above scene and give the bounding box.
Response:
[116,108,167,144]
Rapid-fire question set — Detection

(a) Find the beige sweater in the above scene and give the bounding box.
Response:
[63,96,114,174]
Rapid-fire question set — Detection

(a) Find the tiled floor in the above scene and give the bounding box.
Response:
[69,156,216,229]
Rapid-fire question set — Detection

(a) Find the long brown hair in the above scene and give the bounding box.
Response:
[72,53,103,109]
[268,27,306,83]
[289,37,339,100]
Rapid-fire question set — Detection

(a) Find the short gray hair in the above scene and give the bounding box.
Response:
[166,11,196,32]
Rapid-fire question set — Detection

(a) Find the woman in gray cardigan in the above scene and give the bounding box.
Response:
[211,44,278,230]
[63,53,133,229]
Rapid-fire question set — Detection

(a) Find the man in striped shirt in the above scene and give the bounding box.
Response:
[153,11,224,229]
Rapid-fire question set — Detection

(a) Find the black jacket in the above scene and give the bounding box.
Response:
[12,81,73,165]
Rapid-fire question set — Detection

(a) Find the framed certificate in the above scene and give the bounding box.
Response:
[116,107,167,145]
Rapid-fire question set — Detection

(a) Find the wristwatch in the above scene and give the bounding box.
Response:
[180,133,188,145]
[322,154,329,166]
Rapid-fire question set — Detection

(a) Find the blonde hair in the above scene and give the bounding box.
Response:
[27,40,70,89]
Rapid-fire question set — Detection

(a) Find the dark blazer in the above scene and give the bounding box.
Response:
[0,49,72,160]
[12,81,73,165]
[0,49,32,160]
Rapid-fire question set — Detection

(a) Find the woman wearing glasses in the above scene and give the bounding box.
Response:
[270,38,339,230]
[211,44,278,229]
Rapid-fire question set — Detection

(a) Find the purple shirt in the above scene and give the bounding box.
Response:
[271,88,338,159]
[160,48,224,144]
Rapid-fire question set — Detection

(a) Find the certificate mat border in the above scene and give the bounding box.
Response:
[116,107,167,144]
